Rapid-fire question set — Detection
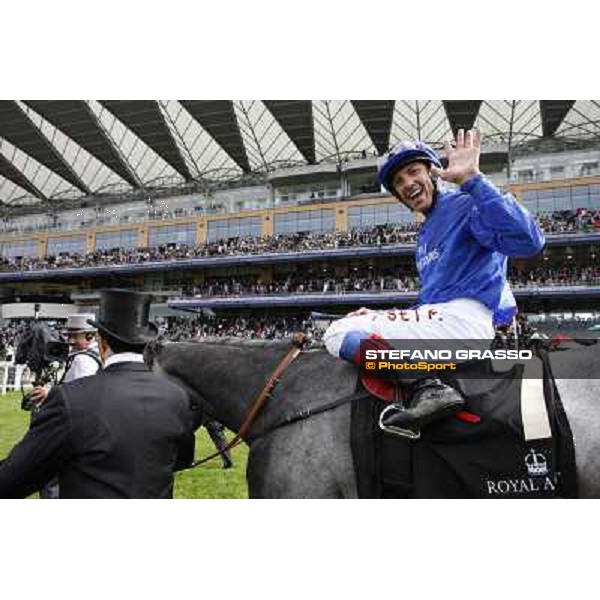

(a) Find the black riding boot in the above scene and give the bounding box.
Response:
[382,377,465,430]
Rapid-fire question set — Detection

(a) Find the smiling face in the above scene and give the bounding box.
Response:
[392,160,435,214]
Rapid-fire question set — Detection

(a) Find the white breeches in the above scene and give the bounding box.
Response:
[323,298,495,358]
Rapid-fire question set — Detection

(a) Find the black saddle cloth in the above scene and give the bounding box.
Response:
[350,355,578,498]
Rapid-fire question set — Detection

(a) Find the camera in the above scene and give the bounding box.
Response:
[16,326,70,411]
[45,340,69,363]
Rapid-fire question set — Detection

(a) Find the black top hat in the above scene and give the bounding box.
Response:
[87,289,158,345]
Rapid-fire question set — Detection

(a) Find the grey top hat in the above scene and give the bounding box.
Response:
[64,313,97,333]
[87,289,158,345]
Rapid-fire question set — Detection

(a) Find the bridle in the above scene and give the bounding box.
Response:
[187,332,308,468]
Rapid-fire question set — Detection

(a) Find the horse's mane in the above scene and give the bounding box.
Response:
[163,336,325,350]
[194,336,290,348]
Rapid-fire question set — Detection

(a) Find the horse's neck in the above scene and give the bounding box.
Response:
[173,342,356,436]
[170,342,295,433]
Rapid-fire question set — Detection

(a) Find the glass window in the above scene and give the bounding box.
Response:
[207,216,262,242]
[538,189,555,201]
[537,198,554,212]
[148,222,197,246]
[360,205,375,217]
[580,162,599,177]
[2,240,38,259]
[47,235,86,256]
[571,185,590,210]
[521,191,538,212]
[96,229,139,251]
[387,204,413,225]
[348,203,413,228]
[554,195,572,211]
[518,170,534,183]
[274,209,335,234]
[588,184,600,196]
[553,187,571,201]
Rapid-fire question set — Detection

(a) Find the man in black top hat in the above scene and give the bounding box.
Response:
[0,289,195,499]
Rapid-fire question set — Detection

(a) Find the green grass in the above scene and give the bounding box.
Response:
[0,392,249,499]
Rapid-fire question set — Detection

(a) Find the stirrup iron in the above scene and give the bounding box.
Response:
[378,404,421,440]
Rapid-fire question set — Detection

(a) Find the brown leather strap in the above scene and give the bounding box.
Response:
[188,333,307,469]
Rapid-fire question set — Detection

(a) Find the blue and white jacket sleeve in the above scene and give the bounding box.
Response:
[462,174,545,257]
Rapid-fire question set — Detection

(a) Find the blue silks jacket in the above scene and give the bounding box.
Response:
[416,174,545,326]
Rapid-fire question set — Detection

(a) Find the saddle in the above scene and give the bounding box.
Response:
[350,351,578,498]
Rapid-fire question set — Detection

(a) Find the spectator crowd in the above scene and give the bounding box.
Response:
[1,209,597,274]
[536,208,600,234]
[157,315,322,342]
[187,273,421,298]
[0,225,419,273]
[0,320,28,360]
[184,264,598,300]
[510,265,599,288]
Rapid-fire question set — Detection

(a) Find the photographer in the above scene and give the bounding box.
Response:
[61,314,102,381]
[27,314,101,406]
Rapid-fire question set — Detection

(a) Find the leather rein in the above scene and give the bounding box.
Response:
[188,333,308,469]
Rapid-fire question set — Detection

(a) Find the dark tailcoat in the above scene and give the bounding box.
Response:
[0,362,195,498]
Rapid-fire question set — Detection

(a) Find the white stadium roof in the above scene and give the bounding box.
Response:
[1,100,599,206]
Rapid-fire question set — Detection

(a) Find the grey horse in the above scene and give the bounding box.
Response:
[150,338,600,498]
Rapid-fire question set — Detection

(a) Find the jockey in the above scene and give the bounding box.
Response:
[323,129,545,430]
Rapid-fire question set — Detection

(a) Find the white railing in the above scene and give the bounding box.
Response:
[0,361,31,395]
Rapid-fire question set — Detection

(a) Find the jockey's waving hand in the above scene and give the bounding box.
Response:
[431,129,481,185]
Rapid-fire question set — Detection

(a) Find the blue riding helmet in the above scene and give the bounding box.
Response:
[377,140,442,194]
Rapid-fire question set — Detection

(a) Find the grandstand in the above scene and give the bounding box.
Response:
[0,100,599,337]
